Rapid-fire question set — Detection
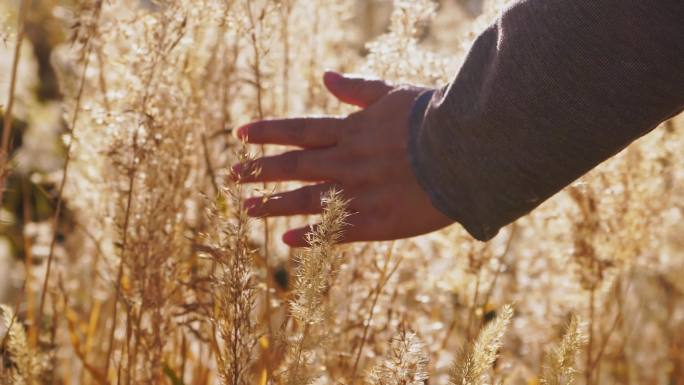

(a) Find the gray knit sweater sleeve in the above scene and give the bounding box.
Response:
[408,0,684,241]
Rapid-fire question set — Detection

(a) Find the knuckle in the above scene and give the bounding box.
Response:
[345,111,363,127]
[346,174,370,190]
[337,140,365,160]
[340,116,366,142]
[351,142,372,158]
[326,152,352,181]
[327,118,344,140]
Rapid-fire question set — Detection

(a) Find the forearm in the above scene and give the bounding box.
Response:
[409,0,684,240]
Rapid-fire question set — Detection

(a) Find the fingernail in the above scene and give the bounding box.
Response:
[324,70,343,85]
[236,124,250,140]
[282,231,299,246]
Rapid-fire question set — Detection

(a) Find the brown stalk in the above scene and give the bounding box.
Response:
[585,287,596,385]
[21,176,37,350]
[305,0,320,109]
[246,0,274,366]
[280,0,293,115]
[480,224,517,310]
[37,43,93,328]
[95,48,111,111]
[590,278,632,372]
[103,148,137,382]
[201,133,219,196]
[35,0,103,334]
[350,245,403,384]
[0,0,27,205]
[58,277,109,385]
[80,299,103,385]
[289,322,311,384]
[441,227,516,350]
[106,15,172,379]
[465,270,482,342]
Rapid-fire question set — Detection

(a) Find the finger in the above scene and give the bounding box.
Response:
[282,226,309,248]
[282,186,402,247]
[245,183,336,217]
[282,213,366,248]
[236,117,346,148]
[323,71,393,108]
[233,149,336,183]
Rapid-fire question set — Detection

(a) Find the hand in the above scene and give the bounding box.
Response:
[233,72,453,247]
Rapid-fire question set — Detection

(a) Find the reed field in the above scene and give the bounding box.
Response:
[1,0,683,384]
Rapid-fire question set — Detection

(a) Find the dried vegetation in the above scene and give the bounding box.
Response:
[0,0,683,384]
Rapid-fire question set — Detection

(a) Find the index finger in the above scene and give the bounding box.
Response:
[236,117,347,148]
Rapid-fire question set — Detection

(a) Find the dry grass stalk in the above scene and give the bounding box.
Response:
[37,0,103,330]
[449,304,513,385]
[366,329,429,385]
[351,246,403,384]
[0,305,41,385]
[206,146,258,385]
[245,0,276,350]
[1,0,683,384]
[290,189,349,325]
[284,189,349,385]
[0,0,27,205]
[541,315,587,385]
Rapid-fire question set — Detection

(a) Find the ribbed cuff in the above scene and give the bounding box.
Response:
[407,90,454,219]
[407,89,497,242]
[407,91,437,207]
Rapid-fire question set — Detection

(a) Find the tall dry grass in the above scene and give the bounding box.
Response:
[0,0,683,385]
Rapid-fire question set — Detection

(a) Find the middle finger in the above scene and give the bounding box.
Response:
[233,149,339,183]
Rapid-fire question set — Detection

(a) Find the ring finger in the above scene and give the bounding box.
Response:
[245,182,341,217]
[234,149,338,183]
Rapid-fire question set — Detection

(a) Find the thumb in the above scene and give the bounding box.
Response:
[323,71,393,108]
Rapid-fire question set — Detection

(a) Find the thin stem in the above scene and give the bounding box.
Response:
[96,48,111,111]
[480,224,517,309]
[350,245,402,384]
[201,133,219,195]
[104,16,165,377]
[305,0,320,109]
[465,271,482,341]
[0,0,27,205]
[590,278,631,370]
[290,323,311,383]
[586,287,596,385]
[37,44,92,326]
[246,0,274,364]
[21,176,37,350]
[103,153,137,381]
[441,227,516,350]
[280,1,292,115]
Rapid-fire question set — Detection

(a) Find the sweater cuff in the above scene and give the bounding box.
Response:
[407,88,498,242]
[407,91,436,200]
